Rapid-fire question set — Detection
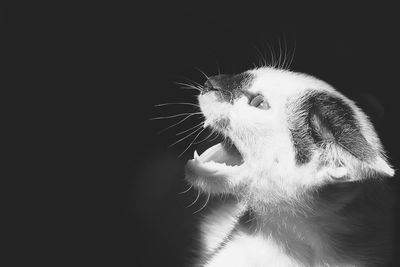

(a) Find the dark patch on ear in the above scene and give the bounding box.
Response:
[289,119,315,164]
[290,91,376,165]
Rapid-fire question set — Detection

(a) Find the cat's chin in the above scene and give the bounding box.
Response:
[184,140,244,193]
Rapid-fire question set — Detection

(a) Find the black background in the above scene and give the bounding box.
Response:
[7,1,400,266]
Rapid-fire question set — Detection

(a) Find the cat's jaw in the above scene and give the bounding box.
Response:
[185,139,249,194]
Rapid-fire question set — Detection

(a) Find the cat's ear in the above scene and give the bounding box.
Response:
[306,91,394,180]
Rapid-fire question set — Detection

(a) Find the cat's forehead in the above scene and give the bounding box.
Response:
[247,68,333,97]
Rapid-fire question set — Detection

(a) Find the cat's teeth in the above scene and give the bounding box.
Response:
[194,150,199,159]
[203,120,209,129]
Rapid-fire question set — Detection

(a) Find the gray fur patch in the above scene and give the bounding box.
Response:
[289,90,376,165]
[203,72,254,103]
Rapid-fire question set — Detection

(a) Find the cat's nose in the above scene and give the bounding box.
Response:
[203,74,232,93]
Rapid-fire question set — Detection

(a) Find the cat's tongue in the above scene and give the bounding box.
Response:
[194,143,243,166]
[186,137,244,176]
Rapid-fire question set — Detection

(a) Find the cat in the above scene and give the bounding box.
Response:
[184,67,395,266]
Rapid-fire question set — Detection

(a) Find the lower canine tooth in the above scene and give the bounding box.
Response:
[194,150,199,159]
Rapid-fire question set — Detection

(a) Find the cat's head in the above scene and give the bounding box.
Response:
[185,67,394,202]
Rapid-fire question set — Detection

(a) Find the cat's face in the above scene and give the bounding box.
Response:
[185,67,394,201]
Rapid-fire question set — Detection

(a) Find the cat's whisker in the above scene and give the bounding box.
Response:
[175,81,195,87]
[277,38,283,69]
[216,61,221,75]
[169,126,203,148]
[252,44,267,68]
[186,190,200,208]
[172,75,205,89]
[182,79,204,89]
[193,130,214,145]
[263,42,272,67]
[176,122,204,136]
[177,86,201,92]
[287,39,296,70]
[178,185,193,195]
[281,36,287,69]
[193,193,210,214]
[155,102,200,108]
[178,127,207,157]
[150,112,202,120]
[158,113,198,134]
[192,65,209,80]
[282,34,289,70]
[281,38,286,69]
[209,132,220,142]
[264,40,276,68]
[174,82,203,92]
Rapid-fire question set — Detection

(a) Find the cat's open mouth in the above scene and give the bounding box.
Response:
[185,137,244,176]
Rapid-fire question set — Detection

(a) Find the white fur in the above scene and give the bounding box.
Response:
[200,200,246,254]
[185,67,394,267]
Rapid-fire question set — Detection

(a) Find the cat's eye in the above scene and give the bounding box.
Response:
[250,95,270,109]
